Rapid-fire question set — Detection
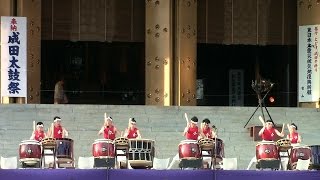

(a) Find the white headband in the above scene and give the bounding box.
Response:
[105,117,112,121]
[37,124,44,128]
[54,118,61,122]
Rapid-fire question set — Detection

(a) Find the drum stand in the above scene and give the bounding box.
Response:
[179,158,203,170]
[115,144,129,169]
[212,138,223,170]
[42,146,56,169]
[256,159,281,170]
[279,147,292,170]
[94,157,116,169]
[201,148,214,169]
[56,157,75,169]
[94,145,116,169]
[20,160,41,169]
[244,81,274,128]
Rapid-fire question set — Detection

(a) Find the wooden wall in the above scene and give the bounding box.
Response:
[41,0,297,45]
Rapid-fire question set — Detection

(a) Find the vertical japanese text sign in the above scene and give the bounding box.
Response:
[298,25,320,102]
[1,16,27,98]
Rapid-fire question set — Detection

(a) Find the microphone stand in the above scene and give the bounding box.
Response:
[212,128,218,170]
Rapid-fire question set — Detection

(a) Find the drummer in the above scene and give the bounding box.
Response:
[200,118,217,139]
[286,123,301,144]
[258,116,284,141]
[47,116,69,138]
[98,116,118,140]
[30,122,47,141]
[183,116,204,140]
[124,118,141,139]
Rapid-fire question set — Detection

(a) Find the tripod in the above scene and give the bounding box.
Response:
[244,83,274,128]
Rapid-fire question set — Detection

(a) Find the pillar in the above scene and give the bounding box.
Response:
[145,0,197,106]
[174,0,197,106]
[145,0,173,106]
[17,0,41,103]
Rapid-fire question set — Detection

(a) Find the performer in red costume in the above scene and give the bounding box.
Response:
[258,116,284,141]
[30,122,47,141]
[98,116,118,140]
[286,123,301,144]
[200,118,217,139]
[124,118,141,139]
[47,116,69,138]
[183,116,204,140]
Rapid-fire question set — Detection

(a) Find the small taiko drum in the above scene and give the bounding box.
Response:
[198,138,214,150]
[276,138,292,152]
[19,140,42,164]
[289,145,311,169]
[92,139,115,158]
[178,140,202,159]
[41,137,56,148]
[256,141,279,161]
[114,137,129,149]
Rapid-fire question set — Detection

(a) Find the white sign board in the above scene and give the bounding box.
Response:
[1,16,27,98]
[298,25,320,102]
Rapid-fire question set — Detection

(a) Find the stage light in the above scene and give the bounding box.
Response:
[269,96,275,103]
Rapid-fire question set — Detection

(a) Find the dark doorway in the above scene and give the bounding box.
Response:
[41,41,145,104]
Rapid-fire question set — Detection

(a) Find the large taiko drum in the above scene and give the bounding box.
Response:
[19,140,42,164]
[256,141,279,161]
[178,140,202,159]
[56,138,74,161]
[92,139,115,158]
[289,145,311,169]
[128,139,155,168]
[310,145,320,168]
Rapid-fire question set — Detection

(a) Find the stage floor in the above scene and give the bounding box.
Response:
[0,169,319,180]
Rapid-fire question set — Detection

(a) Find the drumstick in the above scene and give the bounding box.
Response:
[128,118,131,129]
[51,123,54,138]
[184,113,189,124]
[259,116,265,126]
[281,123,285,134]
[120,131,123,137]
[104,112,107,119]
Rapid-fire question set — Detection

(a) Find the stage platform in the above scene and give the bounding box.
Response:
[0,169,319,180]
